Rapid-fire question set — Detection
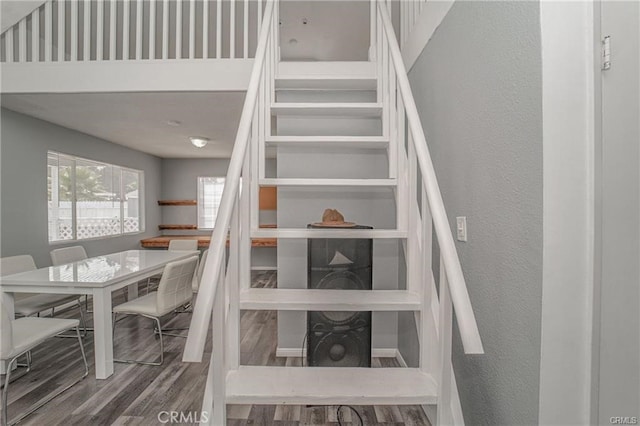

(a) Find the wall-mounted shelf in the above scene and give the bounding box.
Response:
[158,199,197,206]
[158,224,198,230]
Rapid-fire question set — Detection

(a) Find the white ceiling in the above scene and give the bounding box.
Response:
[1,92,246,158]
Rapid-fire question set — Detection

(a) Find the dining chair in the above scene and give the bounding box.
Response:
[0,255,87,334]
[1,299,88,426]
[167,239,198,251]
[112,256,199,366]
[50,246,88,266]
[144,239,199,294]
[50,246,96,316]
[158,249,208,338]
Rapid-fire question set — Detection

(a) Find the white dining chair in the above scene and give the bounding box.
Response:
[144,240,199,294]
[50,246,88,266]
[1,299,88,426]
[49,246,96,316]
[112,256,199,366]
[0,255,87,333]
[167,239,198,251]
[159,249,208,338]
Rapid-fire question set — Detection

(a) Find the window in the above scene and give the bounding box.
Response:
[48,152,144,242]
[197,177,225,229]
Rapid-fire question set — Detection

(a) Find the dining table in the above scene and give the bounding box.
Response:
[0,249,198,379]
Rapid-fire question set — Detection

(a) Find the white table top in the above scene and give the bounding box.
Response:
[0,250,198,289]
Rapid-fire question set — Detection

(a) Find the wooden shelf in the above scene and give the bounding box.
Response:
[158,224,198,230]
[140,235,277,249]
[157,199,197,206]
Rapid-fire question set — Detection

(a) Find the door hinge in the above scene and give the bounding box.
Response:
[602,36,611,70]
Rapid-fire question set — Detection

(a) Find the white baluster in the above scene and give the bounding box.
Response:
[229,0,235,58]
[5,30,14,63]
[176,0,182,58]
[215,0,221,58]
[202,0,209,58]
[70,1,78,61]
[243,0,248,58]
[136,0,143,59]
[58,0,65,61]
[32,9,40,62]
[188,0,195,58]
[96,0,104,60]
[150,0,156,59]
[109,0,116,59]
[123,0,130,59]
[162,0,168,59]
[437,256,453,425]
[83,0,91,60]
[18,19,27,62]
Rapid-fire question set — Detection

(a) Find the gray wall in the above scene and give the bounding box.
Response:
[0,108,162,267]
[596,1,640,422]
[406,2,543,425]
[160,157,277,268]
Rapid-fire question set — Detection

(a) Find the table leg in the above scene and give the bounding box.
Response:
[92,288,114,379]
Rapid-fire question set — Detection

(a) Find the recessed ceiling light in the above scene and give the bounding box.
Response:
[189,136,210,148]
[167,120,182,126]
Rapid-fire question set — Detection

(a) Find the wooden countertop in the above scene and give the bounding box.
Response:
[140,234,277,249]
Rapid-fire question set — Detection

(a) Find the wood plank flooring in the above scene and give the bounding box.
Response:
[2,271,431,425]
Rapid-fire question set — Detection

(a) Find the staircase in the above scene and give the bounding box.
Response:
[183,1,483,425]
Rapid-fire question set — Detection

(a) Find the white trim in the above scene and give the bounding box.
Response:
[250,266,277,271]
[401,0,455,72]
[538,2,596,425]
[1,59,254,94]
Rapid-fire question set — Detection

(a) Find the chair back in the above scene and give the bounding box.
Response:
[1,298,14,359]
[193,249,208,292]
[1,255,38,302]
[156,256,199,313]
[50,246,87,266]
[168,239,198,251]
[0,255,36,277]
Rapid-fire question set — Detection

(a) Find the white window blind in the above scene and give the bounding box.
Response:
[197,177,225,229]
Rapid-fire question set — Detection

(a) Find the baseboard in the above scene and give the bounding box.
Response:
[250,266,277,271]
[276,347,399,358]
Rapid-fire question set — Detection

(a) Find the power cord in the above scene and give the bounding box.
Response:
[337,405,364,426]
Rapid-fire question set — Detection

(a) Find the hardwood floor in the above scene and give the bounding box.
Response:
[2,271,431,425]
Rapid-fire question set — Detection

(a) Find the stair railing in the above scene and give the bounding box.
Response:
[1,0,264,63]
[376,0,483,422]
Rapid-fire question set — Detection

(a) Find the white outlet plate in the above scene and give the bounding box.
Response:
[456,216,467,242]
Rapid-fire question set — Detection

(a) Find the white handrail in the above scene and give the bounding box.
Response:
[377,1,483,354]
[183,0,276,363]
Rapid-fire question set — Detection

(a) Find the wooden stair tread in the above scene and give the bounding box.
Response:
[226,367,437,405]
[240,289,421,311]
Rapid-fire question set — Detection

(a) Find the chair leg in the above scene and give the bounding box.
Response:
[0,353,31,390]
[114,314,164,366]
[2,357,17,425]
[1,327,88,426]
[55,299,91,338]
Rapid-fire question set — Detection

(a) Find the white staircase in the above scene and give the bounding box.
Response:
[183,1,483,425]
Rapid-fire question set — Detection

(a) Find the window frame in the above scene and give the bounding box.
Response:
[47,151,145,244]
[197,176,226,230]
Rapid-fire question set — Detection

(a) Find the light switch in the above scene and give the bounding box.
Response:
[456,216,467,242]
